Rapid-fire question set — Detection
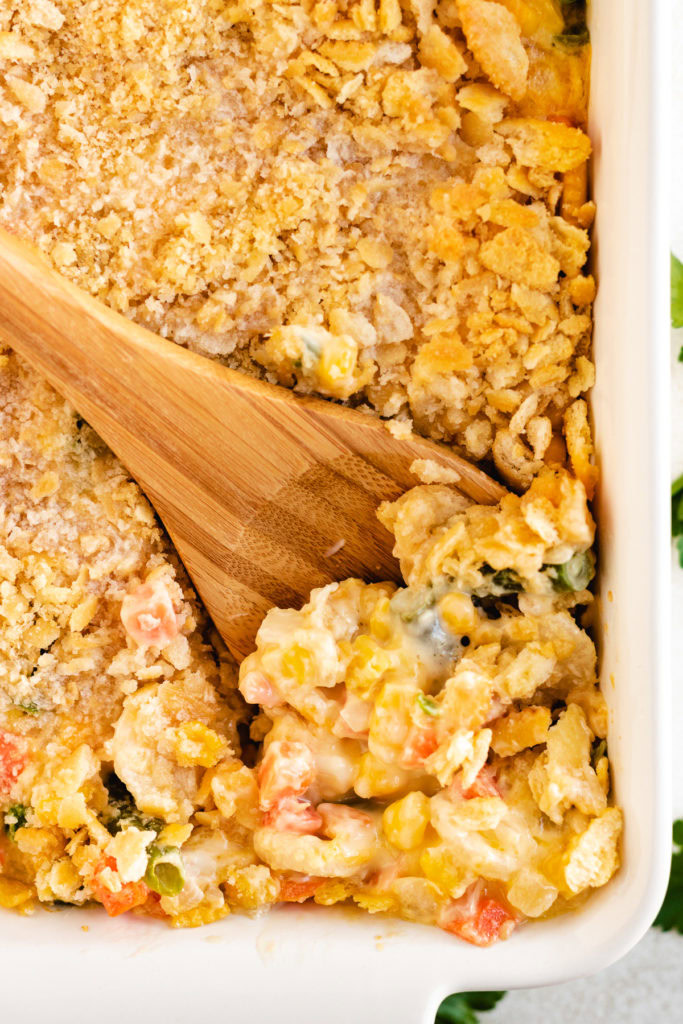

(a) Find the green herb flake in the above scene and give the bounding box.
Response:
[653,820,683,934]
[4,804,28,840]
[672,253,683,329]
[436,991,506,1024]
[417,693,440,717]
[14,700,40,716]
[490,568,524,593]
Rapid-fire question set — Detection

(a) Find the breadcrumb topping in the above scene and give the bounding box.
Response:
[0,0,594,486]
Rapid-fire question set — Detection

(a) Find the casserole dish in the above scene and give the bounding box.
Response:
[0,0,671,1020]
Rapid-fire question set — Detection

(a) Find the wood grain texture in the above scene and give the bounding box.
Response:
[0,228,506,660]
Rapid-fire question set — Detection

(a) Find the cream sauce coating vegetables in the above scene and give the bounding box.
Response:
[237,467,621,943]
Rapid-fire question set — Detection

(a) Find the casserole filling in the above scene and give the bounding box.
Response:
[238,468,620,941]
[0,0,622,944]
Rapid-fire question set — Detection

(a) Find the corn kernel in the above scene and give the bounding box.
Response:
[281,643,315,685]
[171,721,227,768]
[317,335,357,392]
[369,596,392,641]
[355,751,410,799]
[439,592,477,635]
[157,823,193,847]
[419,845,473,899]
[346,635,392,698]
[382,791,430,850]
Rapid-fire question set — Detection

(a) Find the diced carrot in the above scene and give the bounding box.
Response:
[120,579,178,648]
[0,730,27,794]
[91,856,150,918]
[257,740,316,810]
[240,670,283,708]
[462,765,501,799]
[401,725,438,769]
[279,877,323,903]
[440,884,516,947]
[263,795,322,834]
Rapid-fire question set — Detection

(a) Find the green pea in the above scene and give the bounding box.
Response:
[547,550,595,592]
[144,845,185,897]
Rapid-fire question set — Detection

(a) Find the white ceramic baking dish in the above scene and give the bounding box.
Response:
[0,2,671,1020]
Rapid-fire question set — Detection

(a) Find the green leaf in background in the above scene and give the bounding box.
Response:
[653,820,683,934]
[671,477,683,566]
[436,991,506,1024]
[672,253,683,328]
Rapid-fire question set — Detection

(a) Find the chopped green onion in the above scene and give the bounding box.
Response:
[547,550,595,592]
[4,804,28,840]
[144,845,185,897]
[417,693,439,717]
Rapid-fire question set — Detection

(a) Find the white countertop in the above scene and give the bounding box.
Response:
[457,7,683,1022]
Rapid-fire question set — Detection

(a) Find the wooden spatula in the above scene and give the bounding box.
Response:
[0,228,505,660]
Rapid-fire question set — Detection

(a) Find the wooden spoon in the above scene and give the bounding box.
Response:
[0,228,506,660]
